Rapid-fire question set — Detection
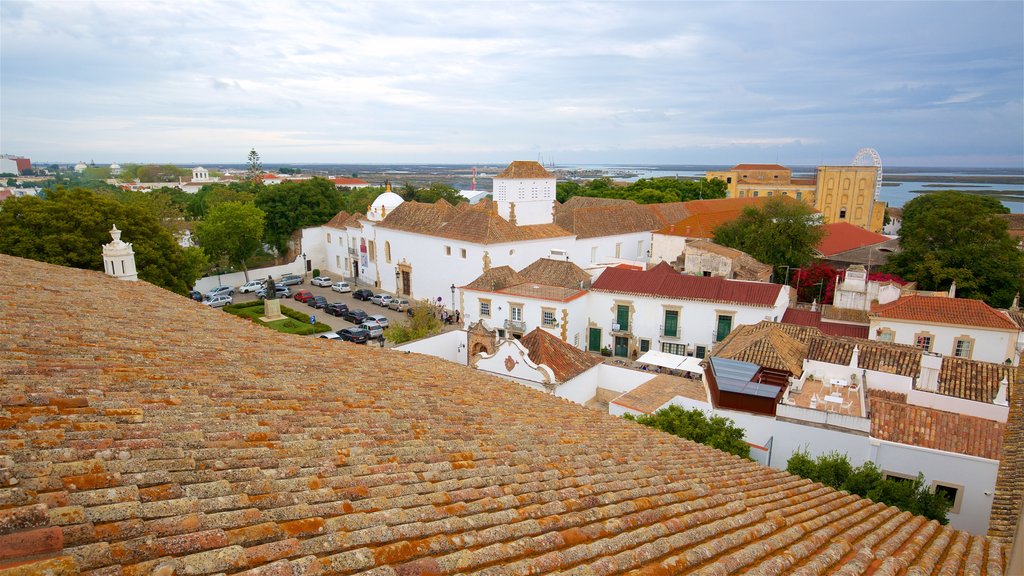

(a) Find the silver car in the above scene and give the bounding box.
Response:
[359,322,384,339]
[311,276,333,287]
[203,294,233,308]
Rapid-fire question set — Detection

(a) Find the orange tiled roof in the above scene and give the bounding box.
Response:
[712,324,807,375]
[378,200,572,244]
[732,163,790,171]
[0,254,1009,574]
[872,294,1020,331]
[782,308,870,338]
[653,196,801,237]
[611,375,709,413]
[869,391,1006,459]
[990,363,1024,541]
[518,258,591,289]
[494,160,554,179]
[323,210,351,229]
[554,197,664,239]
[519,328,602,383]
[816,222,891,257]
[462,260,589,302]
[331,177,369,186]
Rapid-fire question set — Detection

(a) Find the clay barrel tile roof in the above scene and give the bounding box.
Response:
[0,254,1008,574]
[592,261,783,307]
[868,391,1006,459]
[378,200,572,244]
[816,222,891,257]
[494,160,554,179]
[518,258,591,289]
[519,328,603,383]
[611,375,709,413]
[872,295,1020,331]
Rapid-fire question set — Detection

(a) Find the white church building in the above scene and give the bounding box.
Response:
[308,162,669,318]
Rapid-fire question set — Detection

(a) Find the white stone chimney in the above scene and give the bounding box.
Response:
[948,281,957,298]
[102,225,138,281]
[994,377,1009,406]
[850,345,860,370]
[918,352,942,392]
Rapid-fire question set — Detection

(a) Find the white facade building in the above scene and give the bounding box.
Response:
[868,293,1020,365]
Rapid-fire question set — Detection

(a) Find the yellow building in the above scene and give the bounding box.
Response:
[707,163,886,232]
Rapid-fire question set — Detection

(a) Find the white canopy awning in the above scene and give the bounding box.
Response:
[636,351,704,375]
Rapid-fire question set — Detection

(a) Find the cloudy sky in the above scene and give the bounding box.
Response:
[2,1,1022,167]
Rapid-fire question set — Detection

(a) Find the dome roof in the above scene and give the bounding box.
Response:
[110,163,121,169]
[368,191,404,221]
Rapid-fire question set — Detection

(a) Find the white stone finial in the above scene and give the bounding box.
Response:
[102,224,138,281]
[110,224,122,243]
[994,377,1009,406]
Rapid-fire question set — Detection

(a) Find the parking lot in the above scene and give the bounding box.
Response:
[230,278,411,339]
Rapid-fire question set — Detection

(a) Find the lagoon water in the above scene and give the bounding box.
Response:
[562,164,1024,213]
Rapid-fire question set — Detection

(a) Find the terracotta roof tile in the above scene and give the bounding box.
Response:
[592,261,784,307]
[782,308,870,338]
[519,328,603,383]
[0,254,1009,574]
[816,222,890,257]
[324,210,352,229]
[554,199,664,239]
[518,258,591,289]
[868,391,1005,459]
[378,200,571,244]
[653,197,803,238]
[989,362,1024,542]
[495,161,554,179]
[872,294,1019,330]
[610,375,708,413]
[712,325,807,375]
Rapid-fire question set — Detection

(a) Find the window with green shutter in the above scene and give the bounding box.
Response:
[664,310,678,337]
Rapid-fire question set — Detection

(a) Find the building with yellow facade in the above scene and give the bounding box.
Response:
[707,163,886,232]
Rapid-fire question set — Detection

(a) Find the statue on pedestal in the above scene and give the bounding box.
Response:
[264,276,276,299]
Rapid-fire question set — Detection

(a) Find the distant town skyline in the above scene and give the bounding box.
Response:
[2,1,1022,167]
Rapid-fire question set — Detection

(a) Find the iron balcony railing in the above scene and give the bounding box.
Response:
[504,319,527,332]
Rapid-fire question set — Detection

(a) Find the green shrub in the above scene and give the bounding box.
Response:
[785,450,950,524]
[223,300,263,312]
[383,300,442,344]
[625,405,750,459]
[312,268,321,277]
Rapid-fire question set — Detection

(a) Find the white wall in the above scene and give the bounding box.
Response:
[461,288,589,348]
[586,286,789,357]
[394,330,467,364]
[869,318,1017,365]
[475,339,555,384]
[193,256,305,293]
[650,232,687,266]
[568,231,650,266]
[656,396,996,534]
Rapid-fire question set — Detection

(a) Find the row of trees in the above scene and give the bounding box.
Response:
[786,450,950,523]
[557,177,728,204]
[709,191,1023,308]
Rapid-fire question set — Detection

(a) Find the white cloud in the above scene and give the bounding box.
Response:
[1,0,1021,166]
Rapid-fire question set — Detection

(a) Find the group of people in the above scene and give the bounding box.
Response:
[439,308,460,325]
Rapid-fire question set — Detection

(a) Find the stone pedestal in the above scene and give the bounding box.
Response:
[260,298,285,322]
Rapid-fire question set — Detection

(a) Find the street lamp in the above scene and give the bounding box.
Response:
[395,269,401,295]
[450,284,456,313]
[301,252,306,277]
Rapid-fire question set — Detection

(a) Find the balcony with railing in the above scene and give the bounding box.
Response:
[660,324,680,339]
[347,247,357,257]
[611,320,632,335]
[504,319,527,332]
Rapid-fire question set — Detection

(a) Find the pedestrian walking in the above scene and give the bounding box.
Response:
[378,335,385,348]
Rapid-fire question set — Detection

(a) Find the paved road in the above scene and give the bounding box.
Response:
[230,280,410,341]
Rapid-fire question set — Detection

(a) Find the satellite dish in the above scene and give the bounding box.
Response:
[852,147,882,199]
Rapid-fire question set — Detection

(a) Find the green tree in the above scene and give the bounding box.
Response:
[384,300,443,344]
[625,405,750,459]
[884,191,1023,307]
[404,182,465,204]
[194,202,266,281]
[0,187,202,294]
[785,450,950,524]
[190,183,255,219]
[246,148,263,191]
[254,178,344,253]
[713,198,825,269]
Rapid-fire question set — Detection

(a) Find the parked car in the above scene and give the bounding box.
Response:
[238,280,264,293]
[309,296,328,309]
[293,289,314,303]
[352,289,374,301]
[311,276,333,287]
[365,314,389,328]
[256,286,291,299]
[318,332,341,340]
[338,327,370,343]
[189,290,203,302]
[203,294,233,308]
[277,274,303,286]
[331,281,351,293]
[369,294,393,307]
[205,285,234,299]
[324,302,349,317]
[341,308,368,324]
[359,322,384,339]
[388,298,410,311]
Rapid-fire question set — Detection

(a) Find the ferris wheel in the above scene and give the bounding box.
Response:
[852,147,882,198]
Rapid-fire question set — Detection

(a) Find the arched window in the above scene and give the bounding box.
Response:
[385,241,392,263]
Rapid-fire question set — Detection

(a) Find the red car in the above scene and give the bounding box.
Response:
[293,289,314,303]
